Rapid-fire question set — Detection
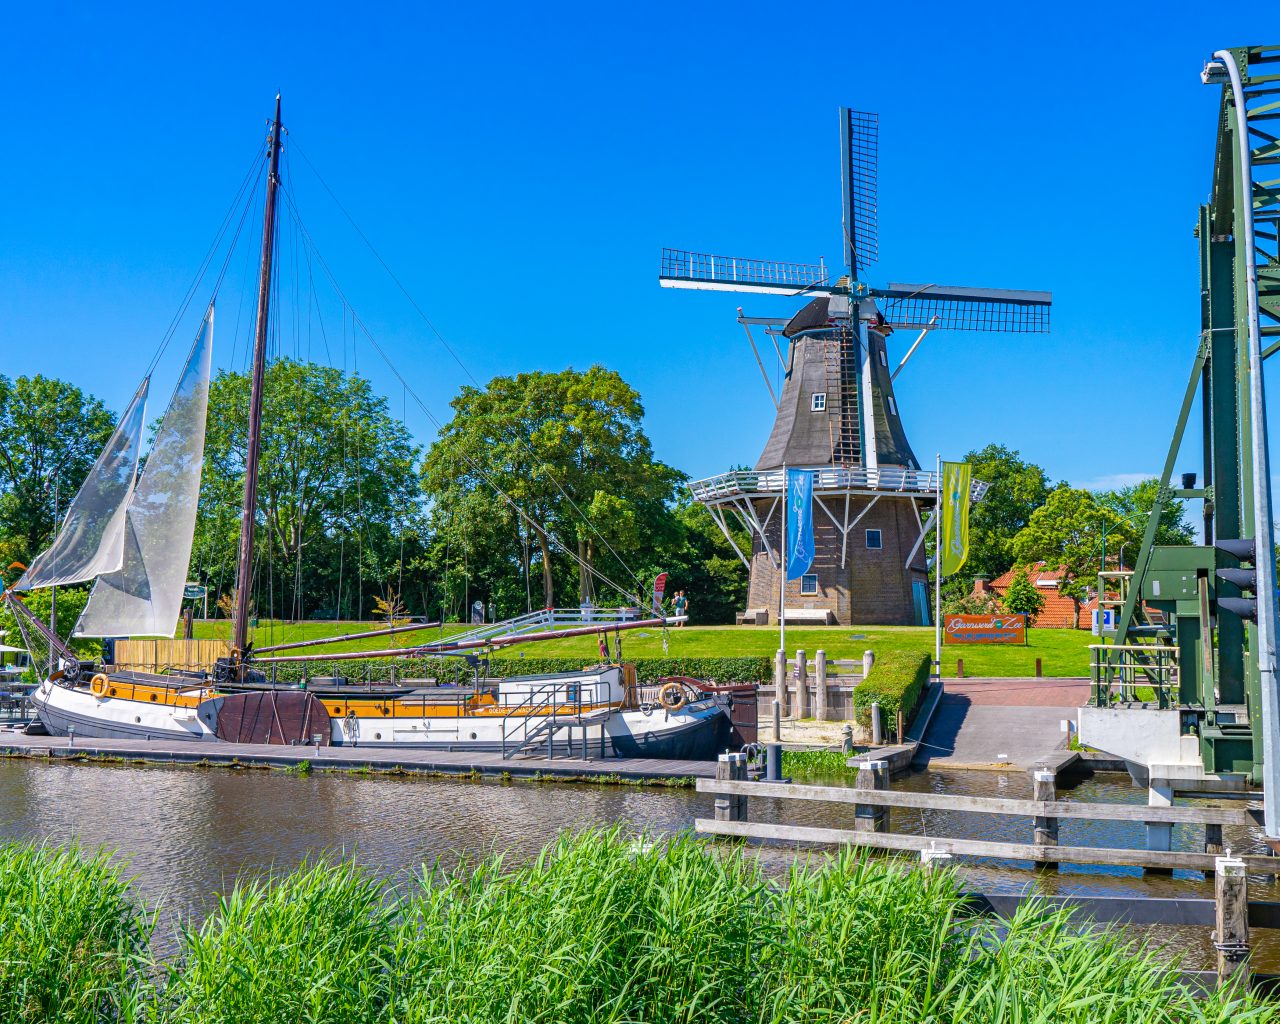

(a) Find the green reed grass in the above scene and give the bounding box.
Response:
[780,748,855,778]
[0,832,1277,1022]
[0,843,152,1024]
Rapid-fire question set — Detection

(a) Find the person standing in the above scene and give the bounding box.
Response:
[673,590,688,625]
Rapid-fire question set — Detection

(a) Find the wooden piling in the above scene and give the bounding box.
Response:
[1214,854,1250,988]
[715,753,748,822]
[1035,657,1043,678]
[957,658,965,679]
[1032,770,1058,864]
[854,759,888,833]
[814,650,828,722]
[794,649,808,719]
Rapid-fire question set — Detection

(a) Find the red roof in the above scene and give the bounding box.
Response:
[989,561,1067,589]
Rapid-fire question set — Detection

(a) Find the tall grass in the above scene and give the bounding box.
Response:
[0,843,152,1024]
[0,833,1276,1022]
[781,748,855,778]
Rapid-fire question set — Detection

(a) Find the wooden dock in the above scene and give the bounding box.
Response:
[0,730,714,783]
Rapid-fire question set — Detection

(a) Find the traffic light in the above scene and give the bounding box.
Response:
[1215,538,1258,621]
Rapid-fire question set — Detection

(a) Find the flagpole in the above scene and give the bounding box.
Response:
[934,452,942,680]
[779,463,787,659]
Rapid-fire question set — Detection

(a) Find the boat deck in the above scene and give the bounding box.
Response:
[0,729,715,782]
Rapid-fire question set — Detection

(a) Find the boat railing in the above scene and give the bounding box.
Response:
[497,677,613,759]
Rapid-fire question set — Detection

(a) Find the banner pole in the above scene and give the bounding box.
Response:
[779,464,787,658]
[934,453,942,680]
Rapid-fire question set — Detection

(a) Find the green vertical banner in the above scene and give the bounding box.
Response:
[940,461,971,578]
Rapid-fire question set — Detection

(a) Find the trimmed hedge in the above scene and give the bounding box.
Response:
[266,655,772,687]
[853,649,930,727]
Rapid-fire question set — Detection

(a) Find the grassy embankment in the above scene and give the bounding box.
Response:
[191,619,1095,676]
[1,832,1270,1024]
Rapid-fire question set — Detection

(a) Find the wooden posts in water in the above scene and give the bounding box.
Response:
[1032,770,1058,864]
[1214,854,1250,987]
[714,753,748,822]
[814,650,828,721]
[794,650,808,718]
[854,759,888,833]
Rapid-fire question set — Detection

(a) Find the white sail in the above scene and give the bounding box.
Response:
[75,309,213,638]
[13,380,149,591]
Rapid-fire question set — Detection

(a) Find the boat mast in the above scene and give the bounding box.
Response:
[232,95,283,666]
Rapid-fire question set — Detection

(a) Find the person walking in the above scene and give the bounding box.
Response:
[673,590,688,625]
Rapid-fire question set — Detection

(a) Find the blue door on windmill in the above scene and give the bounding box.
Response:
[786,469,815,579]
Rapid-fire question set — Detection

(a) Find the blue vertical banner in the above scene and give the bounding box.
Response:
[785,469,815,580]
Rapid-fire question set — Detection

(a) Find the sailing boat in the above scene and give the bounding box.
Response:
[2,99,730,760]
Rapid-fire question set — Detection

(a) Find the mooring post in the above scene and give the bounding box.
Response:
[1214,854,1250,988]
[774,649,787,716]
[1035,657,1043,678]
[920,842,953,871]
[1032,769,1058,866]
[794,649,808,719]
[863,649,874,677]
[871,701,883,745]
[815,649,828,721]
[1205,824,1224,877]
[765,700,783,782]
[957,658,965,679]
[854,759,888,833]
[715,752,748,822]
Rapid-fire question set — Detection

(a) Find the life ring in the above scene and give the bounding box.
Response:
[657,682,688,713]
[89,673,110,698]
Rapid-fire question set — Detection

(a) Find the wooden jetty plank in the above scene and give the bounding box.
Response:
[694,818,1278,873]
[695,778,1260,827]
[0,733,716,781]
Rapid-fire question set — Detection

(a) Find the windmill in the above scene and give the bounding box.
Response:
[661,108,1051,626]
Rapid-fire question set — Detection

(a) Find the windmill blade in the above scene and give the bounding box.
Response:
[659,248,835,295]
[873,282,1052,333]
[840,108,879,274]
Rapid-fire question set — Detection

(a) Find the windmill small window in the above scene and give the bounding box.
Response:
[887,397,897,417]
[865,529,883,549]
[801,574,818,595]
[811,392,827,412]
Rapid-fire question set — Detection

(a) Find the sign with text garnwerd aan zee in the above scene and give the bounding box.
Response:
[944,614,1027,645]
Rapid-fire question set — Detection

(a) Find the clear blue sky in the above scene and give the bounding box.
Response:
[0,2,1271,493]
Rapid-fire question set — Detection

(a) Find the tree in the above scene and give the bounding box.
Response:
[422,367,683,610]
[1012,487,1141,600]
[0,375,115,564]
[1096,478,1194,556]
[1001,566,1045,623]
[194,360,425,622]
[963,444,1051,580]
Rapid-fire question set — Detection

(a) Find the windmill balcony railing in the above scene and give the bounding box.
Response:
[660,248,830,289]
[688,466,988,503]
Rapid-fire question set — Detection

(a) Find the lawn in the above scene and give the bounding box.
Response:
[190,620,1095,676]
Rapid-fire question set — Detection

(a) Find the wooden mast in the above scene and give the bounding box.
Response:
[232,95,283,664]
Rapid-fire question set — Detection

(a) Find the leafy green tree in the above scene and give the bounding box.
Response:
[0,376,115,565]
[1012,487,1140,600]
[1001,566,1045,623]
[422,367,682,610]
[194,360,425,622]
[1096,478,1194,555]
[964,444,1051,579]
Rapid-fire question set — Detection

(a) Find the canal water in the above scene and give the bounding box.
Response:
[0,758,1275,968]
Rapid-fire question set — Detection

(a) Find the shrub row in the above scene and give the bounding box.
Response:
[269,655,773,687]
[852,648,931,726]
[1,833,1270,1024]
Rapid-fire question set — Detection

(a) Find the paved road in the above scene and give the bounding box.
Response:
[916,677,1086,770]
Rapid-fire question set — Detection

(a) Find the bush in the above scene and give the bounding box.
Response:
[853,649,931,727]
[0,843,153,1024]
[268,655,772,686]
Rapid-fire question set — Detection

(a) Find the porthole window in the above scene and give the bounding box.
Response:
[134,716,141,724]
[800,574,818,595]
[811,392,827,412]
[866,529,883,550]
[470,732,478,740]
[375,732,382,740]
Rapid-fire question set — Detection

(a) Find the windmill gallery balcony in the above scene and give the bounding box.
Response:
[688,466,988,505]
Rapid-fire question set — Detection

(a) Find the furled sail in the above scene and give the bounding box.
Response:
[12,380,149,590]
[75,309,213,638]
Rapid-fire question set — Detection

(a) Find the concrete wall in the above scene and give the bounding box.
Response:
[1077,706,1201,768]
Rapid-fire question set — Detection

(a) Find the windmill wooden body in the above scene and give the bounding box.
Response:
[661,109,1051,625]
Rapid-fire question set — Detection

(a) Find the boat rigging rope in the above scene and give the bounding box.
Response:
[276,189,643,608]
[284,144,649,601]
